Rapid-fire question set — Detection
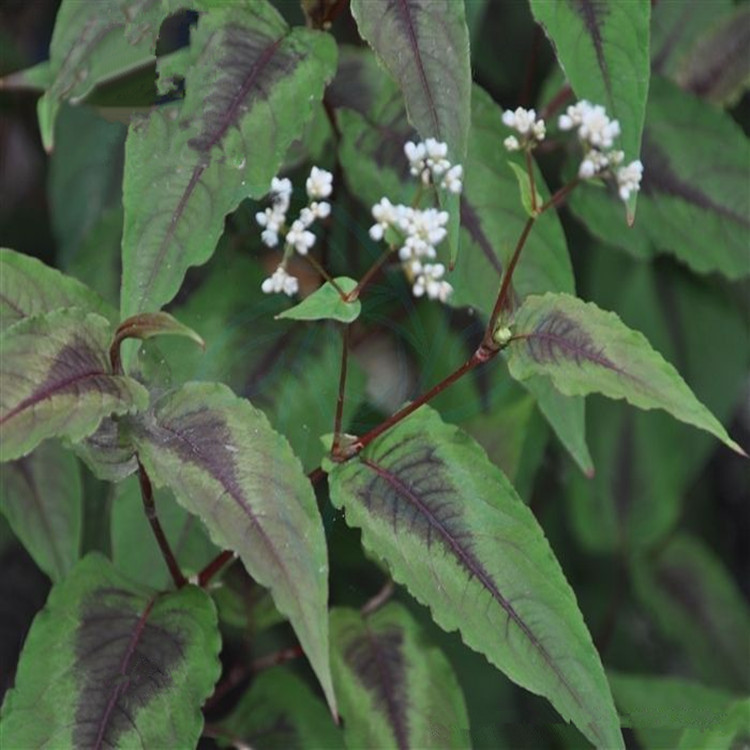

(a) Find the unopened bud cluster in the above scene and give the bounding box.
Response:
[501,107,546,152]
[368,139,462,304]
[257,166,334,296]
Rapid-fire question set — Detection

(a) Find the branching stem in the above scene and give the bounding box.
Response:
[198,550,235,588]
[304,253,346,297]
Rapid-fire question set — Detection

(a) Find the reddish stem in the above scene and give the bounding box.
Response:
[525,148,538,214]
[308,466,327,485]
[332,325,350,454]
[198,550,235,588]
[348,247,394,300]
[541,84,573,121]
[137,459,186,589]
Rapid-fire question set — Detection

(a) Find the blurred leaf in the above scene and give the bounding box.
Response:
[0,309,148,462]
[530,0,650,216]
[219,667,344,749]
[0,248,115,331]
[128,381,336,714]
[507,292,743,454]
[569,76,750,279]
[37,0,165,150]
[330,602,470,749]
[0,441,82,582]
[679,697,750,749]
[609,671,739,750]
[632,533,750,691]
[674,4,750,107]
[0,554,221,747]
[120,2,337,318]
[326,406,623,748]
[111,475,218,590]
[277,278,361,323]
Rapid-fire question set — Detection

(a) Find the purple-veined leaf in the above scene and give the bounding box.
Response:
[71,414,139,482]
[529,0,650,218]
[507,292,744,454]
[0,248,115,332]
[568,76,750,280]
[0,441,82,582]
[0,553,221,748]
[120,1,337,318]
[350,0,471,264]
[330,603,470,749]
[36,0,166,151]
[632,534,750,692]
[219,666,344,749]
[326,406,623,748]
[0,308,148,462]
[126,381,336,714]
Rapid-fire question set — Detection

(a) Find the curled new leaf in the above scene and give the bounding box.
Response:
[0,308,148,462]
[127,381,336,715]
[327,406,623,748]
[330,603,470,749]
[507,292,744,454]
[0,554,221,748]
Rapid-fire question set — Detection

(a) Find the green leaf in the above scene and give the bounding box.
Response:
[327,406,623,748]
[127,381,336,714]
[349,0,471,265]
[529,0,650,217]
[120,2,337,318]
[568,76,750,279]
[0,309,148,462]
[277,278,361,323]
[609,672,740,750]
[0,441,82,581]
[219,666,344,749]
[330,602,471,749]
[0,553,221,747]
[632,533,750,691]
[679,698,750,750]
[507,292,744,454]
[0,60,52,92]
[111,475,218,590]
[0,248,115,332]
[37,0,165,151]
[674,4,750,107]
[507,160,541,218]
[71,416,139,482]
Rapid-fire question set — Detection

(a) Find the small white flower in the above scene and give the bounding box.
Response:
[579,104,620,149]
[441,164,463,194]
[286,219,316,255]
[261,228,279,247]
[504,135,520,152]
[261,266,299,296]
[310,201,331,219]
[616,159,643,201]
[424,138,451,175]
[271,176,292,201]
[369,223,385,241]
[306,166,333,199]
[578,149,611,178]
[411,261,452,302]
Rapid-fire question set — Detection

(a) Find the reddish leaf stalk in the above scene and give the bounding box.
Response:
[332,325,351,455]
[136,459,187,589]
[348,246,394,300]
[304,252,347,297]
[198,549,235,588]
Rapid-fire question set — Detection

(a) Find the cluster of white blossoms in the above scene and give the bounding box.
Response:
[558,100,643,201]
[501,107,546,151]
[257,166,334,296]
[367,139,461,303]
[404,138,463,194]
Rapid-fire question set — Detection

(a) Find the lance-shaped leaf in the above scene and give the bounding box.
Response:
[326,407,623,748]
[127,381,336,714]
[632,534,750,691]
[0,248,115,331]
[37,0,166,151]
[330,603,470,749]
[0,441,82,582]
[0,553,221,747]
[120,2,337,318]
[277,277,361,324]
[529,0,650,217]
[680,698,750,750]
[609,672,740,750]
[220,666,344,749]
[349,0,471,264]
[0,309,149,462]
[569,76,750,279]
[507,292,744,454]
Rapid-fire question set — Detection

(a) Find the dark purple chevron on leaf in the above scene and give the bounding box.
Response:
[343,623,409,750]
[568,0,612,98]
[524,311,617,370]
[73,589,184,749]
[641,135,750,228]
[460,197,503,276]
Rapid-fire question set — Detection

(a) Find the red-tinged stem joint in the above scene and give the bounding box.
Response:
[198,549,235,588]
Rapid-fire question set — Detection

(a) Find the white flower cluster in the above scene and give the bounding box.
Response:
[558,100,643,201]
[257,166,334,296]
[502,107,546,152]
[404,138,463,194]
